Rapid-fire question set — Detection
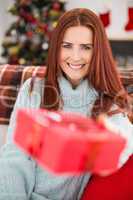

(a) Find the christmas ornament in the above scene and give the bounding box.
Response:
[48,22,55,31]
[52,2,61,11]
[49,10,60,19]
[33,8,40,19]
[19,58,26,65]
[42,42,49,50]
[20,9,37,24]
[32,35,40,45]
[10,55,19,64]
[52,21,58,28]
[11,29,17,36]
[20,0,31,6]
[42,8,49,18]
[19,35,27,43]
[35,27,44,34]
[27,31,33,38]
[38,22,48,32]
[8,46,20,56]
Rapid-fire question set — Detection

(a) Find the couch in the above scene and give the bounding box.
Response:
[0,64,133,147]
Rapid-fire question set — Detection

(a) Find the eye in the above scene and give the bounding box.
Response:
[81,45,92,50]
[61,44,72,49]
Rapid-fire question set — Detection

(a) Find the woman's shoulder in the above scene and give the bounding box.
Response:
[21,77,45,94]
[14,77,45,110]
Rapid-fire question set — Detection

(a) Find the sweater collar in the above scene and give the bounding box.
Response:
[58,75,98,109]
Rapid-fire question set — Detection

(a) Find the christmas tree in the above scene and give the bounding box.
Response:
[1,0,66,66]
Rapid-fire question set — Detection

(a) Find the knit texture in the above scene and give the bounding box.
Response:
[0,76,133,200]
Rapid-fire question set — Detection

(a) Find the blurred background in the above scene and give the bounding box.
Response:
[0,0,132,67]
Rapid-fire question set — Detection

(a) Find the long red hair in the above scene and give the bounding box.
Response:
[39,8,130,118]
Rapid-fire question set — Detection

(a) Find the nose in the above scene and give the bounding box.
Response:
[71,47,81,61]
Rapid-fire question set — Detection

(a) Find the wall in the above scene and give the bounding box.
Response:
[0,0,132,64]
[0,0,132,50]
[66,0,133,40]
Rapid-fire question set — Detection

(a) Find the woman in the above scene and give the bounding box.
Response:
[0,8,132,200]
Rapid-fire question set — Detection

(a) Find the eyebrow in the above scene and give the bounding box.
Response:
[62,41,93,46]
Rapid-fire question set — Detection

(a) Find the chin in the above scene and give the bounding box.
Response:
[69,73,86,80]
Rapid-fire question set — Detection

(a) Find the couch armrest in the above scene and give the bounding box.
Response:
[0,64,46,125]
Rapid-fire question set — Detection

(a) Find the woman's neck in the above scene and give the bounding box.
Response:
[61,71,83,89]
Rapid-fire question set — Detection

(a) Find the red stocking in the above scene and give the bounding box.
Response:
[125,7,133,31]
[99,11,110,28]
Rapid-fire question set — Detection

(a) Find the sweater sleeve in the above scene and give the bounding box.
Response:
[0,78,41,199]
[108,112,133,166]
[0,78,90,200]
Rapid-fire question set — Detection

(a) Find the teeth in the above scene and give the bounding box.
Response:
[68,63,84,69]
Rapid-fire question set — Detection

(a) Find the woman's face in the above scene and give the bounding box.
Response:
[59,25,93,86]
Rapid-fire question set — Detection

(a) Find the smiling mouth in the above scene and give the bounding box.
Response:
[67,63,85,70]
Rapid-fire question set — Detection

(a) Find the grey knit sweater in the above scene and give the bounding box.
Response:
[0,76,133,200]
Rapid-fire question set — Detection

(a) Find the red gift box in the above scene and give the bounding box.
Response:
[14,109,126,175]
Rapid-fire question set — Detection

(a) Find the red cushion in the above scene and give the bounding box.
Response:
[81,155,133,200]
